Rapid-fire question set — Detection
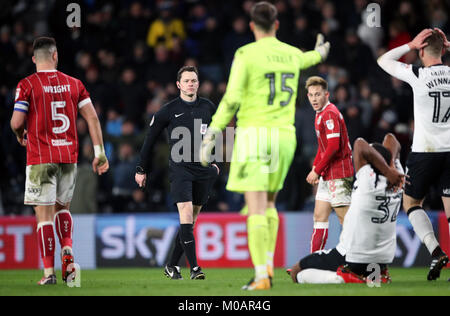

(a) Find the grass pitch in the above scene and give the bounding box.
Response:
[0,267,449,296]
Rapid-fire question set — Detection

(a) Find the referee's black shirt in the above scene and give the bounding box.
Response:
[137,96,217,176]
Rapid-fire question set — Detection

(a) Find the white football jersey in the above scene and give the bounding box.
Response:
[336,160,404,264]
[378,44,450,153]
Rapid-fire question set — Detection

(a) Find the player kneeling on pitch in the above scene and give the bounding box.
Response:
[289,134,404,284]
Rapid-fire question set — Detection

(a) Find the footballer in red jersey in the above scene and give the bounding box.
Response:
[10,37,109,285]
[305,76,354,253]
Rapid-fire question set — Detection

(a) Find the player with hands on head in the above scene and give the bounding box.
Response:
[378,28,450,280]
[289,134,404,285]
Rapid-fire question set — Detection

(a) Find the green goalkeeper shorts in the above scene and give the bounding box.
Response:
[226,126,296,193]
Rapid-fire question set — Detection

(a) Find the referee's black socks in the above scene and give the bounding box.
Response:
[179,223,198,270]
[168,231,184,267]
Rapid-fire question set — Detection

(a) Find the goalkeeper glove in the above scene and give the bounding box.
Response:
[200,127,221,167]
[314,33,331,61]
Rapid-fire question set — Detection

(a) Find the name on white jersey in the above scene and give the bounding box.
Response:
[425,77,450,89]
[43,85,71,93]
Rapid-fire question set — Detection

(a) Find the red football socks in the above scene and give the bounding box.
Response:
[54,210,73,249]
[310,222,329,253]
[37,222,55,271]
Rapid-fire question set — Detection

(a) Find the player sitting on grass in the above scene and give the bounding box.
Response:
[289,133,405,284]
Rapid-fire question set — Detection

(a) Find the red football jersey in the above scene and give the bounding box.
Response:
[14,70,91,166]
[313,102,354,180]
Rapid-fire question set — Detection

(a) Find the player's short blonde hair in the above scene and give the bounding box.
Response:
[305,76,328,91]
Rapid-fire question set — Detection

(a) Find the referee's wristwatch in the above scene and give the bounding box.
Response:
[136,166,146,175]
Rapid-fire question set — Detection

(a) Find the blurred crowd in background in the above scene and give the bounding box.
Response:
[1,0,449,215]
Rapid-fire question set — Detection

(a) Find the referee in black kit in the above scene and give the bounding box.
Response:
[135,66,219,280]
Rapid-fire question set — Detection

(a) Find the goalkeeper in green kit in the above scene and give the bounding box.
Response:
[200,1,330,290]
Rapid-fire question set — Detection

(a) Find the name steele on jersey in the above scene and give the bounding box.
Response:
[42,84,71,93]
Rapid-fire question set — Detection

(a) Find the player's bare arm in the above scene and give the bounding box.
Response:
[353,138,404,190]
[10,111,27,146]
[78,101,109,175]
[382,133,401,164]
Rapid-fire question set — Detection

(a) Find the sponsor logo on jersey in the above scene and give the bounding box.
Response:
[51,139,73,147]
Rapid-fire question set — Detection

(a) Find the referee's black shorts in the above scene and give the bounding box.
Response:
[169,162,218,206]
[299,248,346,271]
[405,152,450,199]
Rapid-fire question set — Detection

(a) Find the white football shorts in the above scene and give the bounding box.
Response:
[24,163,77,206]
[315,176,353,208]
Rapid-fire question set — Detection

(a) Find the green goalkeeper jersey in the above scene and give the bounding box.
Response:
[210,36,322,130]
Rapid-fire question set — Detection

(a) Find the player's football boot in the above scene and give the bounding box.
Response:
[427,251,449,281]
[164,265,183,280]
[37,274,57,285]
[380,268,392,284]
[267,265,274,287]
[336,265,365,284]
[242,277,271,291]
[286,268,292,276]
[61,248,75,282]
[190,266,205,280]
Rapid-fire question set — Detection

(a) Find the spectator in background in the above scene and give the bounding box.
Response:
[274,0,293,43]
[119,1,152,54]
[112,142,139,212]
[357,82,373,129]
[118,67,147,125]
[127,189,151,213]
[388,20,411,62]
[222,15,253,74]
[332,83,351,111]
[146,2,186,51]
[197,17,224,84]
[371,109,398,144]
[185,3,209,57]
[290,14,315,50]
[71,140,99,214]
[389,76,414,124]
[147,44,178,88]
[98,50,120,85]
[344,104,367,145]
[126,41,151,82]
[342,28,375,85]
[84,66,107,110]
[321,1,339,34]
[12,39,34,83]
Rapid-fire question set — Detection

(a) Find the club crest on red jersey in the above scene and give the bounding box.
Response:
[326,119,334,130]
